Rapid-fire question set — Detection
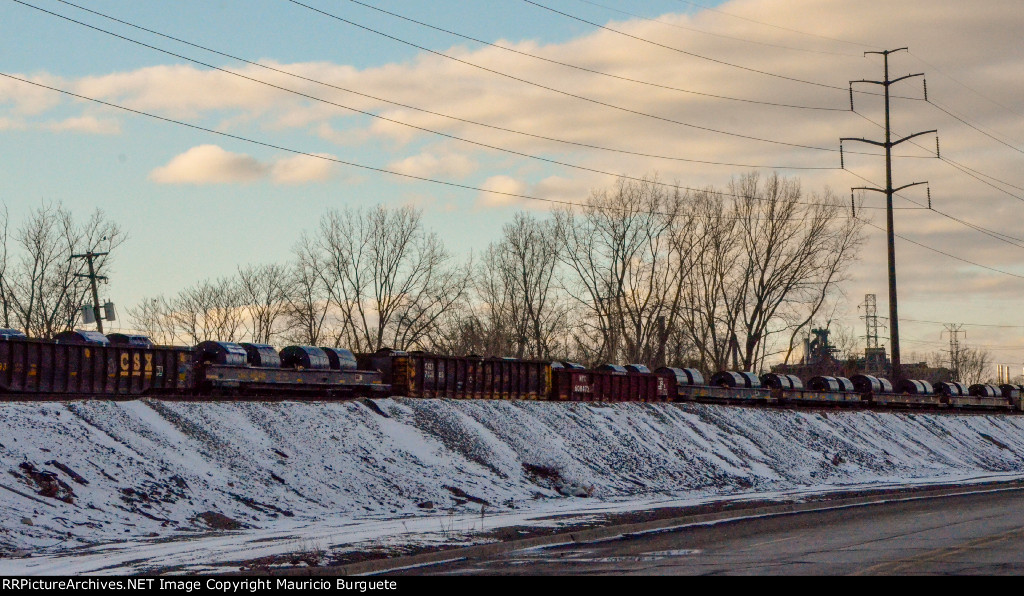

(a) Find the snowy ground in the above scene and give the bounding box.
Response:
[2,398,1024,574]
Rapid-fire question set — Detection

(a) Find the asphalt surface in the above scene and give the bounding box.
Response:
[397,487,1024,575]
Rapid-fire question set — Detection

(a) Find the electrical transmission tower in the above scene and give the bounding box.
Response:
[942,323,965,382]
[859,293,888,373]
[840,48,939,382]
[860,294,881,348]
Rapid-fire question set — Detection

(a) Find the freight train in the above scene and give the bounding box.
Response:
[0,329,1021,412]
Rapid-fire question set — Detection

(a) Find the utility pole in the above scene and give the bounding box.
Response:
[71,250,109,333]
[942,323,964,382]
[840,47,938,383]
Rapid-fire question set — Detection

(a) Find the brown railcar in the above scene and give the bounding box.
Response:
[359,350,549,400]
[0,335,194,400]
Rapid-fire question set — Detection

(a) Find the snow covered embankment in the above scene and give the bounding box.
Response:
[2,399,1024,564]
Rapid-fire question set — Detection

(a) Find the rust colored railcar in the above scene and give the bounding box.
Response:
[550,366,662,402]
[0,333,194,400]
[358,350,550,400]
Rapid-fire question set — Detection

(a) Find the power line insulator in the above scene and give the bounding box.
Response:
[927,187,932,209]
[849,86,855,111]
[923,78,928,101]
[851,192,856,217]
[936,136,941,158]
[840,143,845,169]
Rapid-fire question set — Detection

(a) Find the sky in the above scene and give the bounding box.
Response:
[2,0,1024,368]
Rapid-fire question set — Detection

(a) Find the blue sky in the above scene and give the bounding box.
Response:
[3,0,1024,364]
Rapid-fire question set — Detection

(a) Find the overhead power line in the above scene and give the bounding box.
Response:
[45,0,928,163]
[43,0,834,171]
[521,0,849,91]
[4,76,1018,278]
[520,0,921,101]
[574,0,862,57]
[16,0,873,203]
[908,50,1024,122]
[342,0,845,111]
[669,0,880,50]
[0,71,871,219]
[853,110,1024,203]
[927,99,1024,156]
[284,0,847,153]
[846,164,1024,250]
[862,220,1024,280]
[902,317,1024,330]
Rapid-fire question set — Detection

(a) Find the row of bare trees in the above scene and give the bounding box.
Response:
[125,172,866,373]
[0,203,125,338]
[129,205,471,351]
[447,172,865,372]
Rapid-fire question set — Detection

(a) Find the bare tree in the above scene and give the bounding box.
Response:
[557,175,694,366]
[315,205,469,352]
[126,296,177,345]
[165,277,244,344]
[237,262,290,344]
[280,234,333,346]
[721,173,864,372]
[2,202,125,338]
[957,346,993,386]
[468,213,567,359]
[0,206,10,329]
[678,188,744,372]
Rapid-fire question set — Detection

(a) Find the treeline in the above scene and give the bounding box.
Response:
[128,172,866,372]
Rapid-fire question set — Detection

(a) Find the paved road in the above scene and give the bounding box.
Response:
[400,487,1024,575]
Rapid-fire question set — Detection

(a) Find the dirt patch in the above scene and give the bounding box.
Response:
[46,460,89,485]
[360,399,391,418]
[14,462,75,504]
[194,511,247,531]
[443,485,490,506]
[522,463,592,497]
[522,463,562,489]
[980,433,1011,451]
[229,493,294,518]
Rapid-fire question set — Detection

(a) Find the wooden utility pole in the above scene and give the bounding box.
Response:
[841,48,938,383]
[71,250,108,333]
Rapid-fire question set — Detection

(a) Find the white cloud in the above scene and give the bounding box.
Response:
[476,175,527,208]
[271,153,336,184]
[150,145,267,184]
[388,151,476,179]
[150,145,337,185]
[0,118,25,131]
[43,116,120,135]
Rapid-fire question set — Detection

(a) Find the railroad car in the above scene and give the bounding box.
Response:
[357,349,548,400]
[0,330,193,400]
[655,367,773,403]
[551,363,662,402]
[777,375,863,406]
[194,341,386,398]
[2,330,1023,414]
